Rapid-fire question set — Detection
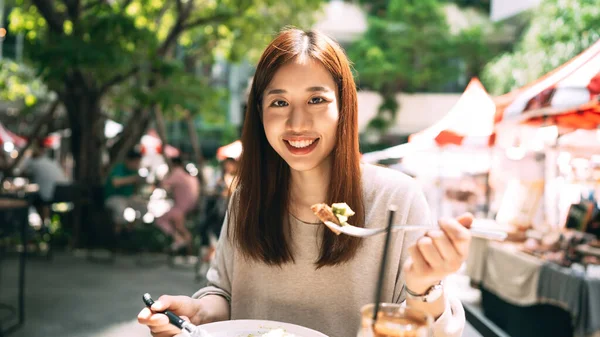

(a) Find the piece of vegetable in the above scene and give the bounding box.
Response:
[331,202,355,226]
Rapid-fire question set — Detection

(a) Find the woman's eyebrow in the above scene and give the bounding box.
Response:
[265,86,332,96]
[266,88,286,95]
[306,86,329,92]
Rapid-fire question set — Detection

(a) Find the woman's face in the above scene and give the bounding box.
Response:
[261,58,339,173]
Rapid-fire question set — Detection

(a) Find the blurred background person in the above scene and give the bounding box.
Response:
[200,157,238,263]
[219,157,239,201]
[104,148,146,241]
[155,156,200,253]
[23,141,69,225]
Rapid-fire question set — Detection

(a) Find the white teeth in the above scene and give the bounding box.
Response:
[288,139,316,148]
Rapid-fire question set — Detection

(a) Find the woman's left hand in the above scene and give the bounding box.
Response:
[403,213,473,294]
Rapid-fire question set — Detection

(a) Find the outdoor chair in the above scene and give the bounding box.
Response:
[0,197,29,336]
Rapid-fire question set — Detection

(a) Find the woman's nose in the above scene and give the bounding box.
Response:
[287,106,312,131]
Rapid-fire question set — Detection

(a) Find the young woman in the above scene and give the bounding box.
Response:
[155,157,200,252]
[138,28,472,337]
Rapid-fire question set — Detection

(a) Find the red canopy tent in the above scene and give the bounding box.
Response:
[524,98,600,130]
[0,122,27,150]
[361,78,496,163]
[499,39,600,129]
[409,78,496,146]
[216,140,242,161]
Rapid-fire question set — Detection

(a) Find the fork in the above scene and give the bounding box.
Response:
[323,221,508,241]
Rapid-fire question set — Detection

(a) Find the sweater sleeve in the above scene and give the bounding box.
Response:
[395,183,466,337]
[192,214,233,304]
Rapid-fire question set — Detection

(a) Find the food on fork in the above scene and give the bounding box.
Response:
[331,202,355,224]
[311,202,355,235]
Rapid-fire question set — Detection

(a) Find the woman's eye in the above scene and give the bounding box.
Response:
[270,100,289,107]
[309,97,326,104]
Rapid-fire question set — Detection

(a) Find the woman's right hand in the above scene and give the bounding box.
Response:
[137,294,229,337]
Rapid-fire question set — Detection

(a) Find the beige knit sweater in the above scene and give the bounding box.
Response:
[193,164,465,337]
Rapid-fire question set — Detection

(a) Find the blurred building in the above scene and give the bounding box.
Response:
[490,0,542,21]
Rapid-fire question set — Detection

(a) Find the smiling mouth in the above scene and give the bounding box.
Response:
[283,138,320,155]
[286,139,318,148]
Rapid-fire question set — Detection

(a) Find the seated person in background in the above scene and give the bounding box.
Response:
[155,157,200,252]
[104,149,147,238]
[201,157,238,261]
[23,142,69,225]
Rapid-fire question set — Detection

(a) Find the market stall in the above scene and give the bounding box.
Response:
[497,38,600,124]
[468,38,600,337]
[362,78,497,218]
[467,238,600,337]
[362,78,497,163]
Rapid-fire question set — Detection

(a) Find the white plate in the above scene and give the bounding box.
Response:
[199,319,329,337]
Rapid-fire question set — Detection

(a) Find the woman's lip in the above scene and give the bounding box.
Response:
[282,137,319,141]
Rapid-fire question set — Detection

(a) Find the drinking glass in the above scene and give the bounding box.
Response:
[358,303,433,337]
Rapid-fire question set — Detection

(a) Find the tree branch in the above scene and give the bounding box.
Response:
[158,6,244,57]
[64,0,81,20]
[182,11,239,30]
[157,0,194,57]
[99,66,140,95]
[155,1,172,26]
[105,107,152,174]
[82,0,116,12]
[32,0,65,33]
[6,100,61,174]
[83,0,102,11]
[157,22,183,57]
[121,0,134,10]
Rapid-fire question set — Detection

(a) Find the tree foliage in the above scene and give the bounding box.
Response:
[5,0,323,174]
[8,0,322,123]
[482,0,600,95]
[2,0,323,246]
[350,0,457,94]
[349,0,486,135]
[0,59,50,108]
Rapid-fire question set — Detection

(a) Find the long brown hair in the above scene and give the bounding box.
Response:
[229,28,364,268]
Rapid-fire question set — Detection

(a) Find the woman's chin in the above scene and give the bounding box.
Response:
[283,156,331,174]
[287,161,320,173]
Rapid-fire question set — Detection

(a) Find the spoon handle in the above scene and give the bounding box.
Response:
[397,225,507,241]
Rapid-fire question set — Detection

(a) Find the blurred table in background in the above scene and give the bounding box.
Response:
[467,238,600,337]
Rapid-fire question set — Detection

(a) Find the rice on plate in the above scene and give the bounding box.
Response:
[250,329,295,337]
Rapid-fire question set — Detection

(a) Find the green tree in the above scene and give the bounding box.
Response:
[482,0,600,95]
[0,59,49,107]
[349,0,461,137]
[351,0,502,140]
[0,60,61,174]
[6,0,322,246]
